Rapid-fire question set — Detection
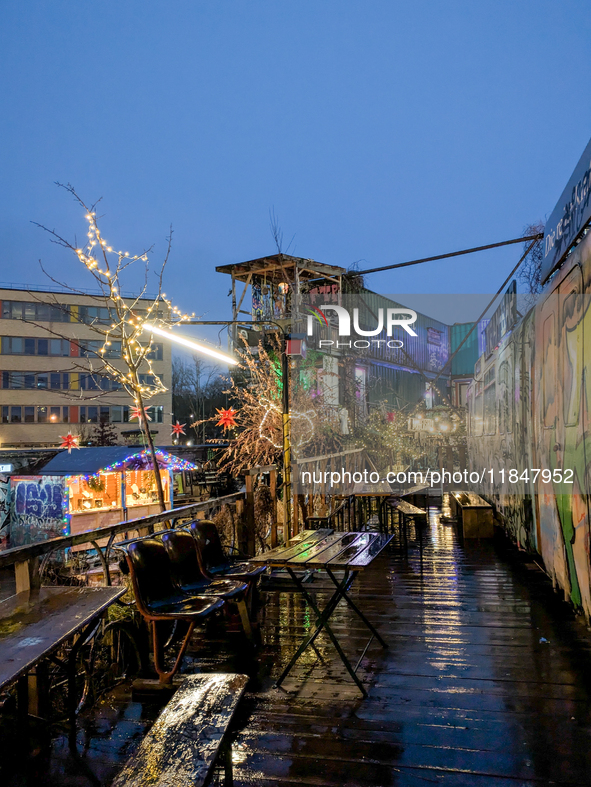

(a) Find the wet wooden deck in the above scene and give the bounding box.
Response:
[3,507,591,785]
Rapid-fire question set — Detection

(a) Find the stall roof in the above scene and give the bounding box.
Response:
[38,447,195,476]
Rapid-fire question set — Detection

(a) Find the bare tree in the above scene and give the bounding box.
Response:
[171,354,226,442]
[91,419,120,446]
[34,183,194,512]
[269,207,295,254]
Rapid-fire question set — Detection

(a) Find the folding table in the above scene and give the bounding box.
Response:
[0,586,125,726]
[250,529,393,696]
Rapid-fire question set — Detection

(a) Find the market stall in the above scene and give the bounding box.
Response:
[8,447,196,546]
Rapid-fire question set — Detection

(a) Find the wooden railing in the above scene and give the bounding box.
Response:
[306,496,357,532]
[244,465,279,551]
[0,493,245,594]
[292,448,367,531]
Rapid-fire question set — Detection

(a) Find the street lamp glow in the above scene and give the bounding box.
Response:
[143,323,239,366]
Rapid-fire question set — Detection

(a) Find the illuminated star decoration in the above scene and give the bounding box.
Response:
[60,432,80,454]
[130,405,152,422]
[171,421,186,437]
[216,407,238,431]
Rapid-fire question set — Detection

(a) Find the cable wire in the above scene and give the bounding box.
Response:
[355,233,544,276]
[428,236,542,390]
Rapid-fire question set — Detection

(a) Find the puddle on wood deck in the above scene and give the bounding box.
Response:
[3,509,591,786]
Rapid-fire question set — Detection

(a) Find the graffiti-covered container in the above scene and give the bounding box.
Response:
[9,475,68,547]
[0,473,10,550]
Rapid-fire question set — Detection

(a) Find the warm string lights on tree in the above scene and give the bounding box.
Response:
[356,404,419,469]
[34,185,198,409]
[257,398,317,451]
[34,183,199,513]
[192,335,345,475]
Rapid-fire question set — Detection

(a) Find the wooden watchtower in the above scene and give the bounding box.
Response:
[215,253,346,343]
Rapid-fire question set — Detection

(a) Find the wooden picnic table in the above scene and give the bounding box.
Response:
[0,585,125,722]
[399,483,430,508]
[251,530,393,696]
[351,481,393,532]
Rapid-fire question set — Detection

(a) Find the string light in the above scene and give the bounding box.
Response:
[62,482,71,535]
[94,448,196,475]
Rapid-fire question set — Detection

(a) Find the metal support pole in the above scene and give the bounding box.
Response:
[282,341,291,541]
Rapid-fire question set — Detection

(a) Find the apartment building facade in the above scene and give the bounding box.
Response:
[0,286,172,447]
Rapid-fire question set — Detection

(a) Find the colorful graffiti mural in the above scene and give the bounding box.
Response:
[0,473,9,550]
[9,475,67,547]
[468,231,591,618]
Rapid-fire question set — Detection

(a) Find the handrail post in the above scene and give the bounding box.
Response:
[15,557,40,594]
[270,468,278,548]
[244,473,255,556]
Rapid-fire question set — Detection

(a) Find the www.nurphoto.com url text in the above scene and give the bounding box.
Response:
[299,468,574,488]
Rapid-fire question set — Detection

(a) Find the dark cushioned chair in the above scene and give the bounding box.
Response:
[190,520,266,584]
[162,530,253,640]
[126,538,224,683]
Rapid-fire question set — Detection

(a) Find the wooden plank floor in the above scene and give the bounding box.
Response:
[3,507,591,785]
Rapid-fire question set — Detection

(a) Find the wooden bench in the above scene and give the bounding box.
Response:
[112,672,249,787]
[388,499,427,528]
[400,484,430,509]
[450,492,494,538]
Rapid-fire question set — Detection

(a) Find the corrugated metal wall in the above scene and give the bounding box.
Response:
[339,290,451,410]
[450,322,480,376]
[347,290,450,376]
[367,364,424,409]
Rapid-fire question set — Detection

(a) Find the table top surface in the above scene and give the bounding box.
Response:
[400,484,430,496]
[0,585,125,690]
[249,529,393,570]
[351,481,393,496]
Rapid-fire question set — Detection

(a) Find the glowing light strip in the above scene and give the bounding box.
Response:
[70,449,197,479]
[143,324,239,366]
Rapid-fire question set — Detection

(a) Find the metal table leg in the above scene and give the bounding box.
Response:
[275,568,368,697]
[325,566,387,649]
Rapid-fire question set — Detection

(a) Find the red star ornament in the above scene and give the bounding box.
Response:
[216,407,238,430]
[171,421,186,437]
[130,405,152,422]
[387,412,395,423]
[60,432,80,453]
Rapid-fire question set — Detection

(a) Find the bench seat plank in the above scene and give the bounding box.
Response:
[388,500,426,516]
[112,673,249,787]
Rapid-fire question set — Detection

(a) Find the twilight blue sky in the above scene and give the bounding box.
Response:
[1,1,590,333]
